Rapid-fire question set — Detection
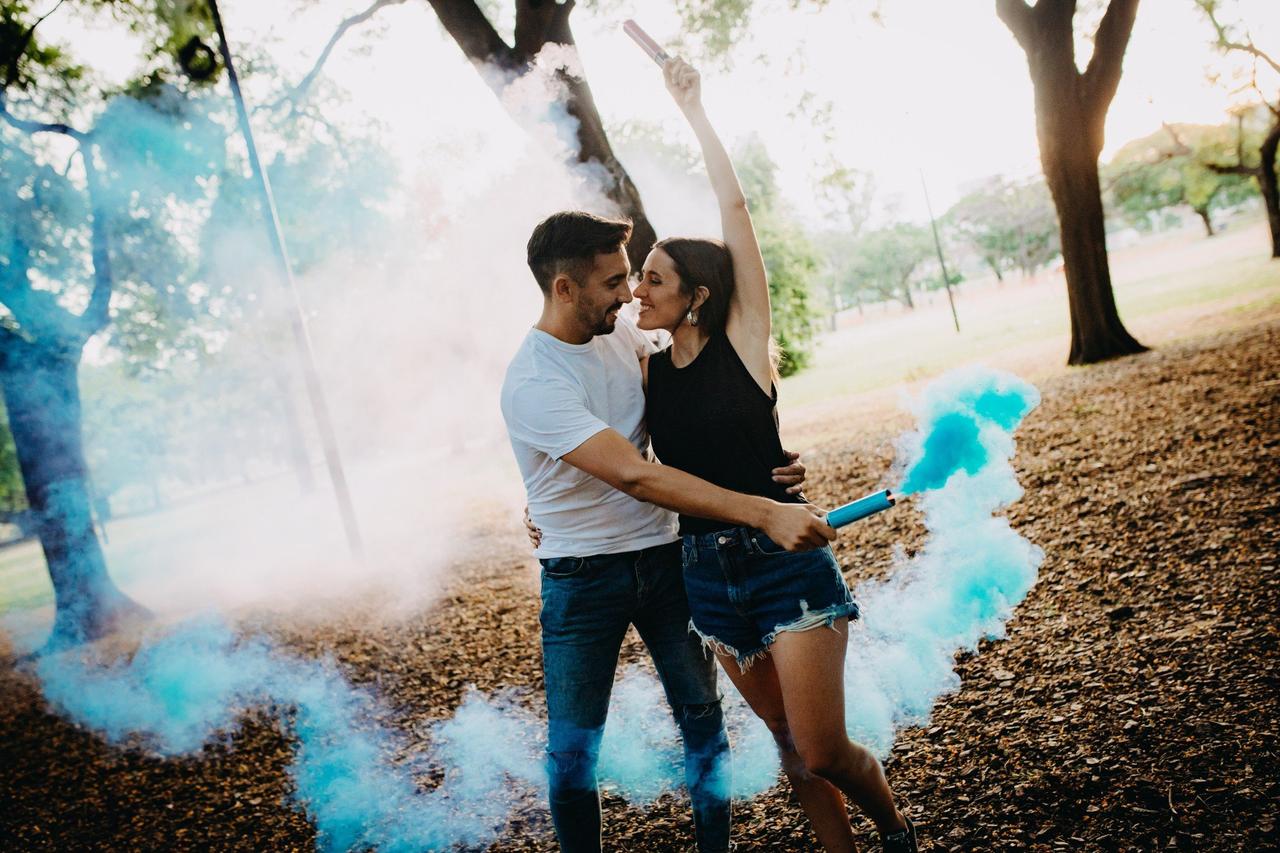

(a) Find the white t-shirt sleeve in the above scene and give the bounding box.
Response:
[504,376,610,460]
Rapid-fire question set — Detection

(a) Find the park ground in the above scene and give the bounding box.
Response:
[0,221,1277,851]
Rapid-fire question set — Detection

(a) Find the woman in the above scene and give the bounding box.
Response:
[634,58,917,853]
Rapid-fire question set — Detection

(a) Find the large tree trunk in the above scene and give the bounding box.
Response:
[426,0,658,268]
[999,0,1147,365]
[0,338,147,646]
[1260,122,1280,258]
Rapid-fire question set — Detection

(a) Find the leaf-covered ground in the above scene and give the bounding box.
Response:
[1,315,1277,852]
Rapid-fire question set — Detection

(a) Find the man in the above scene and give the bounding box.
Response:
[500,211,835,853]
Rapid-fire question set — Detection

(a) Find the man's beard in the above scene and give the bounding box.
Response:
[581,302,623,336]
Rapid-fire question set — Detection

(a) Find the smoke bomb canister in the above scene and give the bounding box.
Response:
[827,489,895,528]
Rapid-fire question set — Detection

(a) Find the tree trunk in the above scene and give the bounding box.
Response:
[1260,121,1280,258]
[985,256,1005,283]
[1042,136,1147,364]
[999,0,1147,365]
[426,0,658,269]
[0,338,147,646]
[1195,206,1215,237]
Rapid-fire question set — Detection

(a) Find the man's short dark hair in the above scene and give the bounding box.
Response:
[527,211,633,294]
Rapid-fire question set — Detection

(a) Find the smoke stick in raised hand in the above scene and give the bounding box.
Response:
[623,19,671,67]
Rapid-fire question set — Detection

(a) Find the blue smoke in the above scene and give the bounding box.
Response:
[35,617,544,851]
[28,366,1042,845]
[717,366,1043,791]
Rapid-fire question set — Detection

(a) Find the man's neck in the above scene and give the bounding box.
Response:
[535,305,593,345]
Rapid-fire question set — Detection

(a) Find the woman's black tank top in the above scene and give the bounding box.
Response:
[646,330,804,536]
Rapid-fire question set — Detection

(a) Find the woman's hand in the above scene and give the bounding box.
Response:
[523,505,542,550]
[664,56,702,115]
[771,450,807,496]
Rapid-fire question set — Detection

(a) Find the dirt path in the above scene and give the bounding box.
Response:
[2,315,1277,852]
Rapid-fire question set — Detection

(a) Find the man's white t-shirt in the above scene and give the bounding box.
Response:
[500,315,678,559]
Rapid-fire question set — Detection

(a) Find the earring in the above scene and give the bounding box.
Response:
[686,308,699,327]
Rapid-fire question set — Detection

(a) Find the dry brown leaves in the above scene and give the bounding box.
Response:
[1,318,1277,852]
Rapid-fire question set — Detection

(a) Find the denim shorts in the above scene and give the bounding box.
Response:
[681,526,859,671]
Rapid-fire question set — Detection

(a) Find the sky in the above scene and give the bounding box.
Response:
[28,0,1280,225]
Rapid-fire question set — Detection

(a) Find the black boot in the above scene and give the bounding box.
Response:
[881,816,918,853]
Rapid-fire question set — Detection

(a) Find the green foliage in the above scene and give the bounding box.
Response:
[1104,122,1259,234]
[671,0,833,65]
[830,222,933,309]
[946,175,1060,279]
[731,134,820,375]
[757,213,816,376]
[0,405,25,511]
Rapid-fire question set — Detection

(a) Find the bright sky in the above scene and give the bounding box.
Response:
[31,0,1280,224]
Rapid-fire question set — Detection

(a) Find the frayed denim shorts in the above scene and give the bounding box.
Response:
[680,526,859,672]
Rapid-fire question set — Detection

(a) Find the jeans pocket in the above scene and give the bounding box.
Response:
[748,530,788,556]
[540,556,586,579]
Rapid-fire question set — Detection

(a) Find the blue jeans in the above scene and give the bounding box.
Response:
[682,527,859,671]
[540,540,731,853]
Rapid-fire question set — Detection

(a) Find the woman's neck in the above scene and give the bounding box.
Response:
[670,322,710,368]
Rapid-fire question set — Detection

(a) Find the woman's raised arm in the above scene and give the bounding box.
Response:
[665,58,773,387]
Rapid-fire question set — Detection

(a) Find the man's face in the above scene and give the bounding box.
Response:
[570,248,633,337]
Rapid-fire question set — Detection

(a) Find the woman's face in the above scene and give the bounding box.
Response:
[634,247,689,332]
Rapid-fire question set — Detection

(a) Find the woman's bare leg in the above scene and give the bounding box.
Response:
[714,652,856,852]
[768,620,906,834]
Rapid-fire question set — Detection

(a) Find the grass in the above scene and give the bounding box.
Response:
[779,219,1279,413]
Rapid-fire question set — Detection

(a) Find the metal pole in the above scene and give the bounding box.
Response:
[920,170,961,333]
[207,0,364,556]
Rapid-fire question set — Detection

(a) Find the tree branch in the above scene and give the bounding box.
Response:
[1,98,111,343]
[994,0,1036,52]
[263,0,410,114]
[1200,1,1280,77]
[2,0,68,88]
[1083,0,1141,116]
[78,153,111,339]
[425,0,515,75]
[0,92,89,142]
[514,0,575,61]
[1160,121,1191,157]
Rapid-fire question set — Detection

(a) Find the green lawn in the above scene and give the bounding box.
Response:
[780,219,1279,410]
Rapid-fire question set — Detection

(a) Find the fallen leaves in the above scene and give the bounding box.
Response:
[1,319,1277,851]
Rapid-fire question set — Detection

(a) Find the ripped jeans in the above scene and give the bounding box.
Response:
[540,540,731,853]
[682,527,859,672]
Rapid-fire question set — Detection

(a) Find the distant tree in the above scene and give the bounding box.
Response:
[996,0,1147,364]
[947,175,1060,280]
[1195,0,1280,257]
[828,223,933,311]
[1105,123,1258,236]
[812,165,875,326]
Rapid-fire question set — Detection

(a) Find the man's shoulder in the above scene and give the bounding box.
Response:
[501,341,581,415]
